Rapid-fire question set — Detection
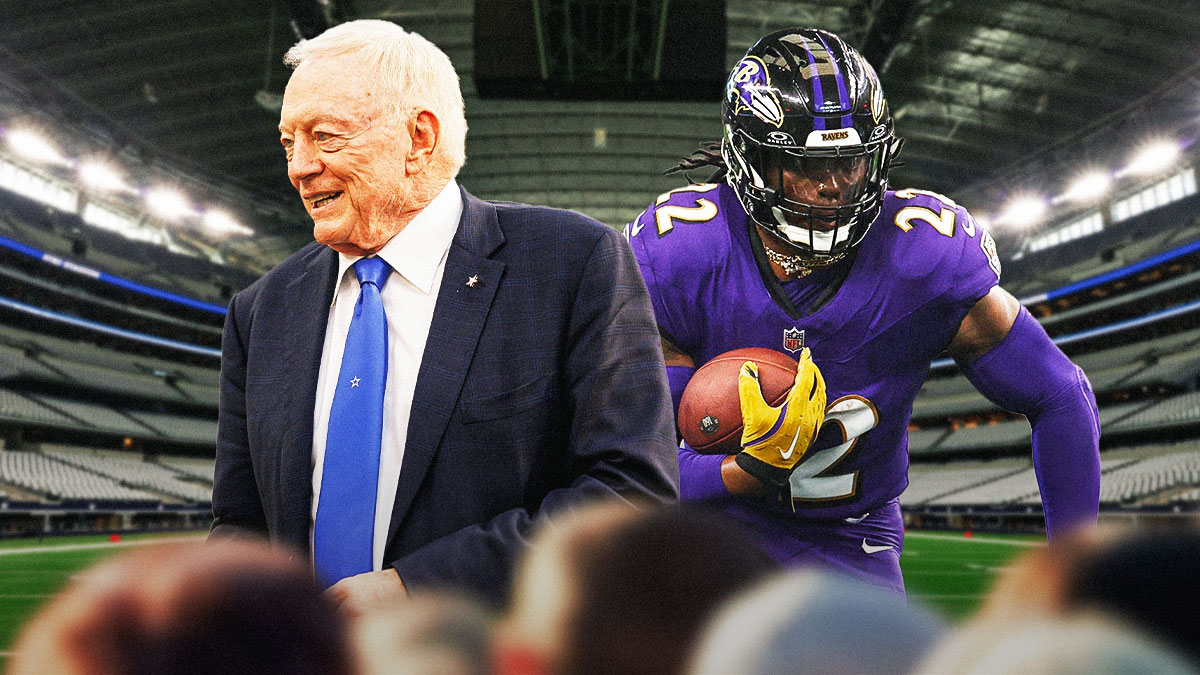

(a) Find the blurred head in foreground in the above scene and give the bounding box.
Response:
[352,591,495,675]
[9,540,351,675]
[688,569,946,675]
[916,613,1198,674]
[979,525,1200,667]
[495,503,777,675]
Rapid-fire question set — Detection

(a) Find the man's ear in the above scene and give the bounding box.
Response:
[406,110,440,175]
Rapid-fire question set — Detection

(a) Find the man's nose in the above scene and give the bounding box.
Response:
[816,175,844,198]
[287,136,323,183]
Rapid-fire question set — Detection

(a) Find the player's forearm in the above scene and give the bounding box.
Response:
[677,443,730,499]
[677,443,770,499]
[959,307,1100,541]
[1030,381,1101,539]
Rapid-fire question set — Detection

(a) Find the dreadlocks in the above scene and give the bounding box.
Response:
[664,140,727,184]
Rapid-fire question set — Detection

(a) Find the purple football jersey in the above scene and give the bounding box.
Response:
[628,182,1000,520]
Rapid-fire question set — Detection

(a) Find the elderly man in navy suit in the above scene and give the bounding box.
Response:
[210,19,678,611]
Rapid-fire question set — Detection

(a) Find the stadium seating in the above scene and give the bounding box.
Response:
[0,450,160,501]
[44,449,212,503]
[25,395,147,436]
[0,193,256,303]
[0,322,218,390]
[913,323,1200,423]
[906,427,951,456]
[1108,391,1200,433]
[0,386,79,428]
[901,460,1027,505]
[157,455,216,483]
[905,443,1200,508]
[1121,346,1200,389]
[936,420,1033,454]
[1095,443,1200,504]
[122,411,217,446]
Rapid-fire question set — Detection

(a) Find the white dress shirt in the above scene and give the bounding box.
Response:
[311,179,463,572]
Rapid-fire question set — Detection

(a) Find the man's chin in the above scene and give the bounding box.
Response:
[315,224,388,257]
[313,222,359,252]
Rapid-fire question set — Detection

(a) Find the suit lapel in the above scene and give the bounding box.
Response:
[388,190,505,545]
[279,245,338,545]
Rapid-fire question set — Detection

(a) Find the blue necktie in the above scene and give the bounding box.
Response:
[314,256,391,587]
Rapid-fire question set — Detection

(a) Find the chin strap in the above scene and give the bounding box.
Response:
[757,226,846,278]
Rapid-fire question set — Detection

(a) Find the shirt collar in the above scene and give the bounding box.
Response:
[331,179,462,304]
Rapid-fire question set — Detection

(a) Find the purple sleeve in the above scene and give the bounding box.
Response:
[678,442,731,501]
[958,307,1100,541]
[670,365,731,500]
[949,209,1002,309]
[667,364,694,420]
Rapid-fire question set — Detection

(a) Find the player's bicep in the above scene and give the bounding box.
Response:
[948,286,1022,363]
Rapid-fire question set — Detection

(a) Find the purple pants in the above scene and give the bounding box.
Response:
[725,498,906,595]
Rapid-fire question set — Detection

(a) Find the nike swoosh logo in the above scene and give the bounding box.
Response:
[780,429,802,460]
[629,221,645,238]
[862,539,893,555]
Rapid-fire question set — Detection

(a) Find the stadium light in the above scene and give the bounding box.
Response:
[6,129,69,166]
[994,195,1047,231]
[203,209,253,236]
[1118,139,1180,177]
[79,161,130,192]
[146,187,194,220]
[1057,170,1112,203]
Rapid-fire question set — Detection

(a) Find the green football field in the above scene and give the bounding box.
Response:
[0,529,1044,664]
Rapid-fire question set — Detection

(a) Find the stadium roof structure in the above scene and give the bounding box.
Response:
[0,0,1197,268]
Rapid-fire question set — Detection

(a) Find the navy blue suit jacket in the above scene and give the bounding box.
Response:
[211,188,678,603]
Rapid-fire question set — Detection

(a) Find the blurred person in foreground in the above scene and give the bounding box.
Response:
[493,502,777,675]
[628,27,1100,593]
[688,570,946,675]
[8,540,351,675]
[210,19,677,610]
[914,613,1197,674]
[979,525,1200,667]
[352,591,494,675]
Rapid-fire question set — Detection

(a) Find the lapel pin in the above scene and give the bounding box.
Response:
[466,275,480,288]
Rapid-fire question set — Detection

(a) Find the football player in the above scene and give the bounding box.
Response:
[626,28,1101,593]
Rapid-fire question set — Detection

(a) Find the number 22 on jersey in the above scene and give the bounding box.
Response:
[789,395,878,503]
[892,188,977,239]
[643,183,720,237]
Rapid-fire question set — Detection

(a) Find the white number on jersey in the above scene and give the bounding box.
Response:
[789,395,879,503]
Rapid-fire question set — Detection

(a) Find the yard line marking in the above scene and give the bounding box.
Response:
[0,534,204,557]
[904,532,1045,547]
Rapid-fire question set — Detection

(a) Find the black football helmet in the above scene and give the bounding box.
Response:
[722,28,903,265]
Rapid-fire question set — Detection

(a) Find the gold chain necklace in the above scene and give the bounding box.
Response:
[762,244,813,278]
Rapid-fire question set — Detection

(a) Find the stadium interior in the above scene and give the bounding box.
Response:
[0,0,1198,543]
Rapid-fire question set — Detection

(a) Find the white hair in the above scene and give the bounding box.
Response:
[284,19,467,177]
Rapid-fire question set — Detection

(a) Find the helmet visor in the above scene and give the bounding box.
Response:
[763,152,872,224]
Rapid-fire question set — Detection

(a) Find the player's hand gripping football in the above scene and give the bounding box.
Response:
[734,347,827,488]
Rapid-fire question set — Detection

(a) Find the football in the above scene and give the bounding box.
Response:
[678,348,799,454]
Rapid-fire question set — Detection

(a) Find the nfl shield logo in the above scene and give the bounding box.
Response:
[782,327,805,353]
